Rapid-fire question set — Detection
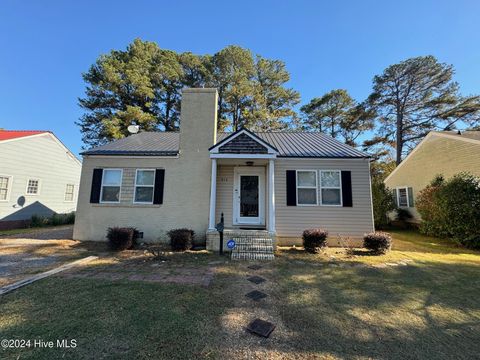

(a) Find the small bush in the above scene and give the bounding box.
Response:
[107,227,138,251]
[168,228,194,251]
[302,228,328,253]
[30,212,75,227]
[30,214,49,227]
[396,208,412,221]
[50,212,75,226]
[363,232,392,254]
[456,235,480,250]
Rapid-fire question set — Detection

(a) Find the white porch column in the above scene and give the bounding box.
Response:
[208,158,217,230]
[268,159,276,233]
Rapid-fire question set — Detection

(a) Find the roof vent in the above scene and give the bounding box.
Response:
[457,130,462,135]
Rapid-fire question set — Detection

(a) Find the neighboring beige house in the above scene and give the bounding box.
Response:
[73,88,374,257]
[0,130,82,229]
[385,130,480,221]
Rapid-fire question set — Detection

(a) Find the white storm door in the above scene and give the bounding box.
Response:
[233,167,265,225]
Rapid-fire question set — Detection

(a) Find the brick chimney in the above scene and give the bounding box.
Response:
[179,88,218,157]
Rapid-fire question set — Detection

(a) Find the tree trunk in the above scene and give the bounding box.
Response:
[396,113,403,165]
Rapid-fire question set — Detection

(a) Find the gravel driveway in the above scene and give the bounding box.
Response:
[0,226,96,287]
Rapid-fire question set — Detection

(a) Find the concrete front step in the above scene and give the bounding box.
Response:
[231,252,275,261]
[234,244,274,252]
[231,238,275,260]
[234,238,273,246]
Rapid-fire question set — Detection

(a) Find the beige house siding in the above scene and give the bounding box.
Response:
[0,134,81,222]
[73,88,217,243]
[73,156,212,242]
[385,134,480,220]
[213,158,374,246]
[275,158,374,245]
[215,165,234,228]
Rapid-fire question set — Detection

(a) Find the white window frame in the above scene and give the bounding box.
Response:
[296,170,318,206]
[100,169,123,204]
[0,175,12,202]
[26,178,41,195]
[64,184,75,202]
[134,169,156,205]
[319,170,343,207]
[396,186,409,207]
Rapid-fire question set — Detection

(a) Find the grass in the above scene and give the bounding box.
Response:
[0,230,479,359]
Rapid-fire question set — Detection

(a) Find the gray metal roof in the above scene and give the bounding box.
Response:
[82,130,370,158]
[219,132,370,158]
[81,132,179,156]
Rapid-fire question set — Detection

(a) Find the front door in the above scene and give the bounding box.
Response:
[233,167,265,225]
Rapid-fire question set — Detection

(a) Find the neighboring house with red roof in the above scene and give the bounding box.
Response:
[0,130,82,229]
[73,88,374,259]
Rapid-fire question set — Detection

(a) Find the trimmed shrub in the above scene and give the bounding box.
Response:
[107,227,137,251]
[363,232,392,254]
[302,228,328,253]
[168,228,194,251]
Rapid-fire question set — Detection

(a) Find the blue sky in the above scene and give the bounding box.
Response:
[1,0,479,156]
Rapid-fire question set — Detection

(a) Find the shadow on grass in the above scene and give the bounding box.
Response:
[274,260,480,359]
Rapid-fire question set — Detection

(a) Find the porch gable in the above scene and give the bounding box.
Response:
[209,128,278,157]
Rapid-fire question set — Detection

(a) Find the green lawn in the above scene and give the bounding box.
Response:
[1,230,479,359]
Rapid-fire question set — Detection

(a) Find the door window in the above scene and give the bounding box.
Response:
[240,175,259,217]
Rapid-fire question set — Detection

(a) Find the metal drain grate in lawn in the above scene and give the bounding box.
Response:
[247,264,262,270]
[247,275,266,284]
[245,290,268,301]
[247,318,276,338]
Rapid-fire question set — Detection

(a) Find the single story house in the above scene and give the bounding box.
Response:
[0,130,82,229]
[385,130,480,222]
[73,88,374,252]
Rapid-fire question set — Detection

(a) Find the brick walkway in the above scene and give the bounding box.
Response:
[58,261,216,287]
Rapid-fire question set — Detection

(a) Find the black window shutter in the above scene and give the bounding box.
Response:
[393,189,398,207]
[90,168,103,203]
[286,170,297,206]
[153,169,165,205]
[341,171,353,207]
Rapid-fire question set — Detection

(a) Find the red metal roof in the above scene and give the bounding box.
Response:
[0,130,48,141]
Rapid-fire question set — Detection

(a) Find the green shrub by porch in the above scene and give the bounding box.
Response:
[302,228,328,253]
[107,227,137,251]
[168,228,194,251]
[363,232,392,254]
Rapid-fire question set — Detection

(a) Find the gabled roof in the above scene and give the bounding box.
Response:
[384,130,480,183]
[82,129,370,158]
[81,132,180,156]
[209,128,278,155]
[217,131,370,158]
[0,129,81,165]
[0,130,48,141]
